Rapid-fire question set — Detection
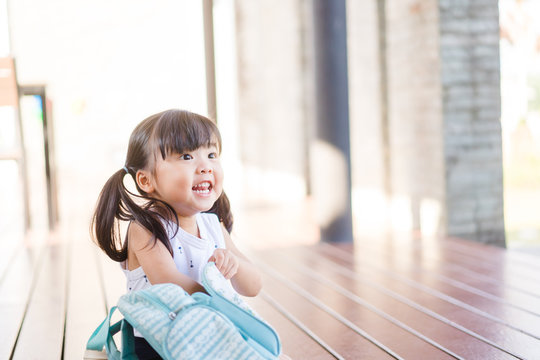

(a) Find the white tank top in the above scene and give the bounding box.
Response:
[120,212,227,293]
[121,213,229,337]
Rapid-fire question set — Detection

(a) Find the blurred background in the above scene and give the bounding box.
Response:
[1,0,539,252]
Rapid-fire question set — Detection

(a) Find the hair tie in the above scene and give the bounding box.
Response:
[123,166,129,174]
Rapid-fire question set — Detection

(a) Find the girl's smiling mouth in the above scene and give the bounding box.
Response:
[192,181,213,195]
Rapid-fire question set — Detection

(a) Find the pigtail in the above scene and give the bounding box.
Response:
[91,169,129,261]
[91,168,175,262]
[206,191,233,233]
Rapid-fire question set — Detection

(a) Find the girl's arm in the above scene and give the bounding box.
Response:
[128,222,206,294]
[213,224,262,297]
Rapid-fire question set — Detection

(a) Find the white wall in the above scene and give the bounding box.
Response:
[9,0,209,222]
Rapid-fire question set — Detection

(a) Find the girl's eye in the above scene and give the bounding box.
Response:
[208,152,217,159]
[180,154,193,160]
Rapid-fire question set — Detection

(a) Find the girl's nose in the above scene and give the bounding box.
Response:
[199,166,213,174]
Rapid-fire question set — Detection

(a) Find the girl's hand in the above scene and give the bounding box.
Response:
[208,249,239,280]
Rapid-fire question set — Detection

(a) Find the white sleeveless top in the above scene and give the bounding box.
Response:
[121,213,229,337]
[120,212,227,293]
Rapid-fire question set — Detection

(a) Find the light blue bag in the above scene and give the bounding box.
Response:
[84,262,281,360]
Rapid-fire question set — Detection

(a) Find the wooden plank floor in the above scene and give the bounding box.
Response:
[247,239,540,360]
[2,226,540,359]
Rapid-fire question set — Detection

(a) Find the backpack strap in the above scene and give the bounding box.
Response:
[201,263,281,357]
[85,306,136,360]
[207,292,281,356]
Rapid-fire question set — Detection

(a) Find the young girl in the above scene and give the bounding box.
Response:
[91,109,262,360]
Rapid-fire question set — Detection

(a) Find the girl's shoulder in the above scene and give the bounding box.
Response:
[127,221,154,246]
[126,219,174,247]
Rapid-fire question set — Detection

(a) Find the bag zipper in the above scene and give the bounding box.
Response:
[138,291,180,320]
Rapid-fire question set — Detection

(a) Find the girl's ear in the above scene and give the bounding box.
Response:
[136,170,155,194]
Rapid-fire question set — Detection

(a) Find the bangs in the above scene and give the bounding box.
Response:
[152,110,221,159]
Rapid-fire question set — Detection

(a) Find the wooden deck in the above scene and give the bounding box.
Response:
[247,238,540,360]
[2,221,540,359]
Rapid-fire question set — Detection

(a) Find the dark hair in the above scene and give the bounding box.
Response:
[91,109,233,262]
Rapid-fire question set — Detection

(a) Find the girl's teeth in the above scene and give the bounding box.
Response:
[192,182,212,191]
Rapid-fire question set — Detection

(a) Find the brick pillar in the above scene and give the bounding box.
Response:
[439,0,505,246]
[380,0,504,245]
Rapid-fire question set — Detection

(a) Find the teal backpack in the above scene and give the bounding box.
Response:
[84,262,281,360]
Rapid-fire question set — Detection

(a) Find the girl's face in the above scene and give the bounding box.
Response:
[150,143,223,217]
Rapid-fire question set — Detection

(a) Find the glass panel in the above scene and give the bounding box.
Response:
[20,95,48,230]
